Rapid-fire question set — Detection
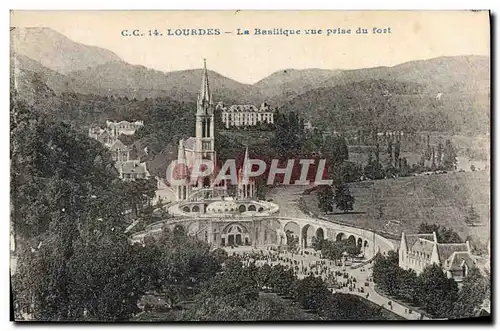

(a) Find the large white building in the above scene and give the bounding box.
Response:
[217,102,275,128]
[398,231,477,283]
[106,120,144,136]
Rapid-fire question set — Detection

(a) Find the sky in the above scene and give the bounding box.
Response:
[10,10,490,84]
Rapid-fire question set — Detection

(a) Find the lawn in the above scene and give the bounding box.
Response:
[303,170,490,245]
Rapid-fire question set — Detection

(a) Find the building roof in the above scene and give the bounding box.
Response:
[409,237,435,256]
[119,160,149,175]
[228,104,258,112]
[107,120,144,127]
[109,139,129,151]
[443,251,476,271]
[183,137,196,151]
[404,233,435,250]
[97,130,111,141]
[479,299,491,315]
[206,200,239,213]
[437,243,469,264]
[225,104,274,113]
[89,127,104,135]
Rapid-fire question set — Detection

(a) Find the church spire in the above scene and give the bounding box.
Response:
[198,59,212,109]
[243,146,249,167]
[177,139,186,162]
[241,146,252,184]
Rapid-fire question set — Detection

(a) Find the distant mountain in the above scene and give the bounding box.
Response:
[10,27,489,134]
[65,62,262,104]
[320,55,490,94]
[11,27,123,74]
[254,68,342,104]
[11,52,91,96]
[278,78,490,134]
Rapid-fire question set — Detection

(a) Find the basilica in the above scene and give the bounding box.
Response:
[171,60,255,202]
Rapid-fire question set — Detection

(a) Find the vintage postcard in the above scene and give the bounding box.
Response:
[10,10,490,322]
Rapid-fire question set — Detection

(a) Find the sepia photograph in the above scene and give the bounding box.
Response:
[9,10,491,322]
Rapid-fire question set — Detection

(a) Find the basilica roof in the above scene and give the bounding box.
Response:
[206,200,239,213]
[183,137,197,151]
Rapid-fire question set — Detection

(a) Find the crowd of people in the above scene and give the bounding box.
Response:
[228,246,373,294]
[226,245,427,320]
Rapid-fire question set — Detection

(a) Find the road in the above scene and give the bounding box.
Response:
[267,185,312,219]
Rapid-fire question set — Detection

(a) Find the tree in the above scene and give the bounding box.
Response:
[419,153,425,168]
[268,265,296,296]
[321,240,343,263]
[437,141,443,167]
[257,263,272,290]
[402,157,410,174]
[431,147,436,170]
[317,185,334,213]
[333,184,355,213]
[372,252,401,296]
[364,151,384,180]
[65,238,148,320]
[450,267,490,319]
[271,111,305,157]
[394,140,401,168]
[338,161,363,183]
[345,242,361,261]
[387,140,393,160]
[377,204,384,219]
[425,135,432,161]
[121,178,157,217]
[201,259,259,307]
[285,230,299,252]
[465,205,480,226]
[292,275,330,310]
[418,223,463,243]
[311,236,324,251]
[417,264,458,317]
[321,135,349,182]
[11,99,150,321]
[442,139,457,170]
[396,269,419,304]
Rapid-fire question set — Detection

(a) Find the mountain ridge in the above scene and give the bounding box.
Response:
[11,27,124,74]
[10,27,489,134]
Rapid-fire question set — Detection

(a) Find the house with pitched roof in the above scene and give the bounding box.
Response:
[116,160,150,181]
[109,139,130,163]
[399,231,476,283]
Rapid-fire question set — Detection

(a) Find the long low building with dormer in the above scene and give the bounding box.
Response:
[398,231,477,283]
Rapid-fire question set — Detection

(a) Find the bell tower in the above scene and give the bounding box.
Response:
[195,59,216,164]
